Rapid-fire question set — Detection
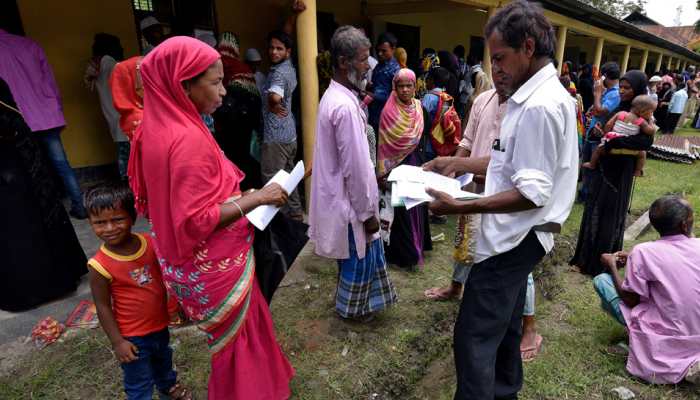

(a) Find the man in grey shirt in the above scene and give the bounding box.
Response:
[262,30,302,219]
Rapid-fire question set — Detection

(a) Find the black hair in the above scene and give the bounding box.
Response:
[422,47,436,57]
[600,61,621,80]
[428,67,450,88]
[84,182,137,222]
[484,0,556,59]
[437,50,458,75]
[377,32,397,48]
[649,195,692,236]
[453,45,466,58]
[267,30,293,50]
[92,33,124,61]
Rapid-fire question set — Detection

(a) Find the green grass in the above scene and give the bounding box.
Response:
[1,132,699,399]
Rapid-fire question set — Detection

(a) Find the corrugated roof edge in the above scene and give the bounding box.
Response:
[532,0,700,62]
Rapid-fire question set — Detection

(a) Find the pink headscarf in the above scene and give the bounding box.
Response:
[128,36,239,265]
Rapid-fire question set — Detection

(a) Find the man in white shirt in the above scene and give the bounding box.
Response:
[424,1,578,398]
[665,81,688,134]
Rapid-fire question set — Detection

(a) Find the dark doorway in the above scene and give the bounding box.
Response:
[0,1,24,36]
[131,0,217,52]
[469,36,485,63]
[317,12,338,53]
[386,22,420,70]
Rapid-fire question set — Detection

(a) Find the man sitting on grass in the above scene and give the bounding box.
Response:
[594,195,700,385]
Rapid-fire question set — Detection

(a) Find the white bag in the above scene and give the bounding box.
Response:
[379,190,394,246]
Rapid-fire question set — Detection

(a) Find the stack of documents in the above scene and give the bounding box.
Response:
[247,161,305,230]
[386,165,482,210]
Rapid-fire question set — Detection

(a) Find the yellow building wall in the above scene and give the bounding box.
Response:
[563,35,597,65]
[215,0,285,69]
[215,0,366,65]
[374,9,489,57]
[318,0,364,26]
[18,1,139,168]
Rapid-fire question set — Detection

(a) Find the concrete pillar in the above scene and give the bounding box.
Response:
[620,44,631,74]
[640,49,649,73]
[296,0,319,206]
[555,25,568,75]
[667,55,673,70]
[593,37,605,78]
[675,58,682,71]
[681,60,687,71]
[655,53,663,72]
[482,6,496,81]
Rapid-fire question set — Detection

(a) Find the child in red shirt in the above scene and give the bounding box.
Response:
[85,183,191,400]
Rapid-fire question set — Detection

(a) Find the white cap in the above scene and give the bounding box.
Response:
[245,48,262,62]
[140,16,161,31]
[649,75,662,83]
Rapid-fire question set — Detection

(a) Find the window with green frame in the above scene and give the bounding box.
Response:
[133,0,153,12]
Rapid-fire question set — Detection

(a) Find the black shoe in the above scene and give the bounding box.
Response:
[69,207,88,220]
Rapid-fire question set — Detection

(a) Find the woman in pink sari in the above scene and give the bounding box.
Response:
[128,36,294,400]
[377,68,432,270]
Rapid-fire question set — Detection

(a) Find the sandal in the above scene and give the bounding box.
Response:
[521,334,543,362]
[168,382,193,400]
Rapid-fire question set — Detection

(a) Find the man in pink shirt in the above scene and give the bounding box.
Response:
[308,26,397,321]
[0,28,86,218]
[595,195,700,384]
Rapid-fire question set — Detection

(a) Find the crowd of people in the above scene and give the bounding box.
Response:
[1,0,699,399]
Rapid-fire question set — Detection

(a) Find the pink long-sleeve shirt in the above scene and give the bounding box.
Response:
[0,30,65,132]
[308,80,379,260]
[621,235,700,384]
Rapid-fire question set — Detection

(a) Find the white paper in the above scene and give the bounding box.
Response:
[390,182,405,207]
[246,161,305,230]
[388,165,482,209]
[404,197,427,210]
[394,181,432,201]
[387,164,424,183]
[456,173,474,188]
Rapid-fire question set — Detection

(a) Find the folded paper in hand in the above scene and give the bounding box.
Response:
[247,161,305,230]
[387,165,480,209]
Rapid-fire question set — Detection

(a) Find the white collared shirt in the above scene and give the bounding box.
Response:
[474,63,579,263]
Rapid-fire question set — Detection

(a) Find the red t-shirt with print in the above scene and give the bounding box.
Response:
[88,233,170,337]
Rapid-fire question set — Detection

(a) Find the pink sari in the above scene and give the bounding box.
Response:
[130,36,293,399]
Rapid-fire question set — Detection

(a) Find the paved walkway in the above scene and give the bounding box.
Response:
[0,215,314,346]
[0,217,151,345]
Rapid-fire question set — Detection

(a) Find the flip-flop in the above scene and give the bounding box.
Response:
[521,334,543,362]
[424,287,458,301]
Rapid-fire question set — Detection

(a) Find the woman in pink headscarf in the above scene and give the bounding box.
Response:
[128,36,294,400]
[376,68,432,270]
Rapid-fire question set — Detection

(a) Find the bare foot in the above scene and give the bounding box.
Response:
[424,283,462,301]
[520,331,543,362]
[686,360,700,384]
[582,162,595,170]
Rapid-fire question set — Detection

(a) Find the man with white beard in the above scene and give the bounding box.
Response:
[308,26,398,321]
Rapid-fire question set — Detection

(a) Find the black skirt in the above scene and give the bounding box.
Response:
[570,153,636,276]
[0,131,86,311]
